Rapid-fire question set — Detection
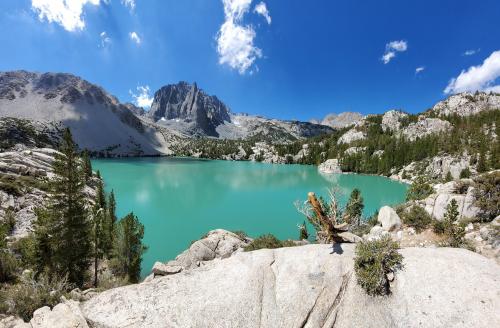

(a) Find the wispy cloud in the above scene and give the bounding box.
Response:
[381,40,408,64]
[463,48,480,56]
[99,31,111,48]
[444,50,500,94]
[216,0,263,74]
[130,85,153,108]
[31,0,100,32]
[415,66,425,74]
[129,31,141,45]
[121,0,135,12]
[254,2,271,24]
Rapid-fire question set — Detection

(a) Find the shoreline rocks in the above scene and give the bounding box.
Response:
[318,158,342,174]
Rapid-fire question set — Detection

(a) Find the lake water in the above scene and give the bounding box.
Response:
[92,157,408,276]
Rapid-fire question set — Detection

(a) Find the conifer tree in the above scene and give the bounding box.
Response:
[82,149,92,182]
[107,190,117,248]
[111,212,147,283]
[36,128,91,287]
[345,188,364,224]
[477,149,487,173]
[91,171,108,287]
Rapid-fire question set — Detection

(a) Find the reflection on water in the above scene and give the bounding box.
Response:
[92,157,408,276]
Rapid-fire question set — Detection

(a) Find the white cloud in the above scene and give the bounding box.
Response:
[31,0,100,32]
[381,40,408,64]
[121,0,135,12]
[444,50,500,94]
[415,66,425,74]
[99,31,111,48]
[129,31,141,44]
[254,2,271,24]
[463,48,480,56]
[216,0,262,74]
[130,85,153,108]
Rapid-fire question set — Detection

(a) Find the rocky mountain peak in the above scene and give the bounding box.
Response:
[381,109,408,132]
[147,81,231,137]
[432,91,500,117]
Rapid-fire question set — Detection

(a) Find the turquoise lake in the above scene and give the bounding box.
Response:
[92,157,408,276]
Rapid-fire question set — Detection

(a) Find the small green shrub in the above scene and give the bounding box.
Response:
[459,168,471,179]
[298,221,309,240]
[0,251,19,283]
[11,235,37,269]
[243,234,295,251]
[402,205,432,233]
[354,235,404,296]
[435,199,474,250]
[0,288,8,314]
[7,274,71,321]
[406,176,433,201]
[432,219,446,234]
[231,230,248,240]
[3,208,16,234]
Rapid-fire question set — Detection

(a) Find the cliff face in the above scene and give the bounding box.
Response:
[148,82,231,137]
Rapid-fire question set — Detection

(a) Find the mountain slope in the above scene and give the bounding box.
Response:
[0,71,170,156]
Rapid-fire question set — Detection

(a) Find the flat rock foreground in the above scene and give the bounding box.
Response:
[65,244,498,328]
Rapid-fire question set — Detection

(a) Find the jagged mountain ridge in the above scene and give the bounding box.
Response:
[146,81,333,140]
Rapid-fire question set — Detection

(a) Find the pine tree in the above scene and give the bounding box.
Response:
[111,212,147,283]
[444,199,459,223]
[345,188,364,224]
[82,149,92,182]
[91,171,108,287]
[107,190,117,248]
[298,221,309,240]
[444,171,453,182]
[42,128,91,287]
[477,149,487,173]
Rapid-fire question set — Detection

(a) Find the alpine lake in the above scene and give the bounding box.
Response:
[92,157,408,276]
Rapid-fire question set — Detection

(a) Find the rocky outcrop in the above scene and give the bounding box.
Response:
[344,147,366,156]
[147,229,252,279]
[338,128,366,144]
[432,92,500,117]
[148,82,231,137]
[0,148,97,238]
[402,117,451,141]
[426,154,474,180]
[314,112,363,129]
[249,142,286,164]
[420,180,480,220]
[30,299,88,328]
[377,206,402,231]
[381,110,408,132]
[318,159,342,174]
[80,244,500,327]
[391,153,475,182]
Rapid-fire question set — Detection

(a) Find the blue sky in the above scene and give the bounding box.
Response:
[0,0,499,121]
